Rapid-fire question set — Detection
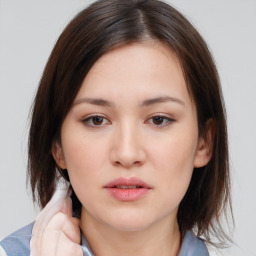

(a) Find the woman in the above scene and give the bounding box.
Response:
[0,0,232,255]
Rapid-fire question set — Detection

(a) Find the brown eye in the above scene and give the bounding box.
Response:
[82,115,110,127]
[92,116,104,125]
[148,115,175,127]
[152,116,164,125]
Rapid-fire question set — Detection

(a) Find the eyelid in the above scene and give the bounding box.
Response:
[81,113,175,128]
[146,113,176,127]
[82,114,111,127]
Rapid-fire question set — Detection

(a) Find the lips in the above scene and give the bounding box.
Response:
[104,177,152,201]
[104,177,151,189]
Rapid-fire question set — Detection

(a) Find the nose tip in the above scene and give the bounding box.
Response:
[113,156,144,168]
[110,130,146,168]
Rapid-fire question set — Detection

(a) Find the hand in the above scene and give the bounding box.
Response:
[36,211,82,256]
[30,185,82,256]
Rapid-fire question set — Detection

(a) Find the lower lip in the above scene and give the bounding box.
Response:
[105,188,150,201]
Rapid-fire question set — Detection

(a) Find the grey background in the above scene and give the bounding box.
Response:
[0,1,255,255]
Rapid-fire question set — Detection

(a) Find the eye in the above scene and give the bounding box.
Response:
[148,115,175,127]
[82,115,110,127]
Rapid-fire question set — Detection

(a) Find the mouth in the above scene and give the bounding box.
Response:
[104,177,152,201]
[113,185,143,189]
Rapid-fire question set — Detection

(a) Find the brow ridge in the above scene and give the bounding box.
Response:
[74,96,185,107]
[74,97,113,107]
[141,96,185,106]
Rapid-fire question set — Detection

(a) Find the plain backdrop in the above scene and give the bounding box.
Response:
[0,1,255,255]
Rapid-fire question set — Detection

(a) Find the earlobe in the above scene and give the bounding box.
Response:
[52,142,67,169]
[194,119,215,168]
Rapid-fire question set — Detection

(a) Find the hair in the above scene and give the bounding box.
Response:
[28,0,232,247]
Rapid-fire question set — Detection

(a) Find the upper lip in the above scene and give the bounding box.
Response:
[104,177,152,189]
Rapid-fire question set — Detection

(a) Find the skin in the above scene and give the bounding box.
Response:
[30,196,82,256]
[50,41,213,256]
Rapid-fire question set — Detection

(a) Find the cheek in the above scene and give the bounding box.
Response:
[150,130,198,198]
[63,140,103,209]
[60,127,109,196]
[62,127,108,171]
[153,131,197,169]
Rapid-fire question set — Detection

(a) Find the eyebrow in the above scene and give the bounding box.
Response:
[141,96,185,107]
[73,96,185,107]
[73,97,114,107]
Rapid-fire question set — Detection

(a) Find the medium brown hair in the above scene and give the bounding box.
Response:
[28,0,232,246]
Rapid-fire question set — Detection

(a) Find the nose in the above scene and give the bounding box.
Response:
[110,122,146,168]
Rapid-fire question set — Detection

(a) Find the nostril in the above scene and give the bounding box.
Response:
[109,140,146,168]
[113,160,143,168]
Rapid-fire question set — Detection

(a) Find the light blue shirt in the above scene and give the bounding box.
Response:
[0,223,209,256]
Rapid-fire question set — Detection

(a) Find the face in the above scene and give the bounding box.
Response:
[53,42,211,233]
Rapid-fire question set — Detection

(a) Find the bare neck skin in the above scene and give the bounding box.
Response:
[80,211,181,256]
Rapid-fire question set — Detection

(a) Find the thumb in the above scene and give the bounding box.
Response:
[60,195,73,217]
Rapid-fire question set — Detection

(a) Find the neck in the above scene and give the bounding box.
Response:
[80,211,181,256]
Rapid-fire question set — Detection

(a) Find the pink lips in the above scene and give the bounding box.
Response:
[104,177,152,201]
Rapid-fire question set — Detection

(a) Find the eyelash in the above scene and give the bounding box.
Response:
[82,114,175,128]
[82,115,111,127]
[147,115,175,127]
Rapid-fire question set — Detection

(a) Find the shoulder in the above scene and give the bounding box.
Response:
[0,223,34,256]
[179,230,209,256]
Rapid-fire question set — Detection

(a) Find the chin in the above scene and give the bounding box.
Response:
[103,212,159,232]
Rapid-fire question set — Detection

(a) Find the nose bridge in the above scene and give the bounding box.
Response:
[119,120,138,152]
[110,118,145,167]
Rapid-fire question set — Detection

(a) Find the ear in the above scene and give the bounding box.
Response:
[52,141,67,169]
[194,119,215,168]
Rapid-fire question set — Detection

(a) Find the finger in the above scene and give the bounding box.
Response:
[39,213,81,256]
[31,188,72,256]
[60,195,73,217]
[30,235,40,256]
[31,196,70,256]
[31,213,80,256]
[33,189,70,237]
[45,212,81,244]
[40,231,82,256]
[56,233,83,256]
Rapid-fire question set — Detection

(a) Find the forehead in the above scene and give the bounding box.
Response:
[76,41,192,107]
